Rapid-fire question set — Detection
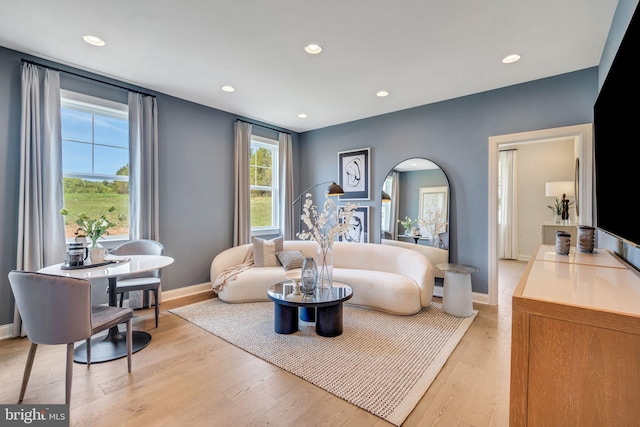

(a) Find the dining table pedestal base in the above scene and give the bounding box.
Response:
[73,327,151,364]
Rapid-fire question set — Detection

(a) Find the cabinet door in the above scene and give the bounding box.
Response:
[527,315,640,426]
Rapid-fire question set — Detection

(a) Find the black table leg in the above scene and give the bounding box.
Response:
[274,303,298,334]
[316,303,344,337]
[73,277,151,364]
[300,306,316,322]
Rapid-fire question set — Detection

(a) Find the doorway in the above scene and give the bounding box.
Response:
[487,124,593,305]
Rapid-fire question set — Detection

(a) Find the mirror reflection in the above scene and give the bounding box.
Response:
[380,158,450,288]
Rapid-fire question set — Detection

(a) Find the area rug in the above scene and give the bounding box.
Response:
[169,299,477,426]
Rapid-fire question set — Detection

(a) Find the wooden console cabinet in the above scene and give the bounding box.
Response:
[510,245,640,426]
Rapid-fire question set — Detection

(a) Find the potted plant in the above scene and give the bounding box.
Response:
[547,197,574,223]
[60,207,125,264]
[397,216,415,235]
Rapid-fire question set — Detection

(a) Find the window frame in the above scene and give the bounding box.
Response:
[250,135,280,236]
[60,90,130,243]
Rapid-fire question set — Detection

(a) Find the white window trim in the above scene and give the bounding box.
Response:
[251,135,280,236]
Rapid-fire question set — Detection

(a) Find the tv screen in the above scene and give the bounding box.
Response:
[594,4,640,247]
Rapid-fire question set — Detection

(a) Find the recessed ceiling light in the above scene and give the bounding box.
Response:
[298,113,308,118]
[82,35,106,47]
[304,44,322,55]
[221,85,235,92]
[502,54,521,64]
[376,90,389,97]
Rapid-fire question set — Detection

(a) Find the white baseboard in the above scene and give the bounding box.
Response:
[161,282,212,302]
[0,323,15,340]
[472,291,489,305]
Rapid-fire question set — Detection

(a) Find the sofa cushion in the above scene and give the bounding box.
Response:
[276,250,305,270]
[217,267,291,303]
[253,237,283,267]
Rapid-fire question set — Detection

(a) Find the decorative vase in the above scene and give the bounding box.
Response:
[301,257,318,295]
[316,239,333,290]
[90,242,107,264]
[553,214,561,224]
[577,225,595,253]
[555,231,571,255]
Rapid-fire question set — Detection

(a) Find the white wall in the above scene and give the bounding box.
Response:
[514,139,575,259]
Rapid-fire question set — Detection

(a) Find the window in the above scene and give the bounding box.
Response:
[60,90,129,240]
[250,135,279,234]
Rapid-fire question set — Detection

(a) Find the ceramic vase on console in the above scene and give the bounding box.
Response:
[316,238,333,290]
[89,241,107,264]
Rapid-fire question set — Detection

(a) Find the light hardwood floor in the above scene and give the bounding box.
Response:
[0,260,526,426]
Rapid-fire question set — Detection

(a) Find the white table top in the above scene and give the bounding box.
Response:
[38,255,174,279]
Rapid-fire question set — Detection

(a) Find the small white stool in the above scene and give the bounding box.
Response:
[436,263,478,317]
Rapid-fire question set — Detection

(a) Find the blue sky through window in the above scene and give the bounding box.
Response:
[61,107,128,176]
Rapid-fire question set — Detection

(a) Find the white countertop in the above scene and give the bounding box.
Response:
[522,249,640,315]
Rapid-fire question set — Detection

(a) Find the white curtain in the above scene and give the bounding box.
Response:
[128,92,159,308]
[14,64,66,336]
[128,92,159,240]
[234,121,252,245]
[390,171,400,240]
[279,132,294,240]
[498,150,518,259]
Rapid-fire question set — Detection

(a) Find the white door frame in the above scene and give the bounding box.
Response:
[487,124,593,305]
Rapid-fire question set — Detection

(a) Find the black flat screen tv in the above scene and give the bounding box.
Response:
[594,3,640,248]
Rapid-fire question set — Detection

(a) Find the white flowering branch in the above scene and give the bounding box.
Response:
[297,194,357,245]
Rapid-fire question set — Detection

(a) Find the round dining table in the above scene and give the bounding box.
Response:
[38,254,174,364]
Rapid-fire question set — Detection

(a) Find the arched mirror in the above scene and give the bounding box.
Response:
[380,158,450,293]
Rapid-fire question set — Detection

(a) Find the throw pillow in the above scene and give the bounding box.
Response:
[276,250,305,271]
[253,236,283,267]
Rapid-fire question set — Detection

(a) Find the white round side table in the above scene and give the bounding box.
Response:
[436,263,479,317]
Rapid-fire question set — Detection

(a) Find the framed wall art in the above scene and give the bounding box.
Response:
[338,206,369,243]
[338,147,370,200]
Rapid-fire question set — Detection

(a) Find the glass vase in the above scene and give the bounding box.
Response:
[300,257,318,295]
[90,241,107,264]
[316,240,333,290]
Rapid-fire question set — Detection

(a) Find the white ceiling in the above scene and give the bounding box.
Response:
[0,0,618,133]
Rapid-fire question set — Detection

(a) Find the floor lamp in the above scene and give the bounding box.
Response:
[292,181,345,237]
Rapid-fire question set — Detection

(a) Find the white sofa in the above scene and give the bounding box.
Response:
[211,241,435,315]
[380,238,448,279]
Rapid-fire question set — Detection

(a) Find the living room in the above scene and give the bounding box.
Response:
[1,0,639,425]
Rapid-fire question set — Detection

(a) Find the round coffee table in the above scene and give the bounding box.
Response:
[267,281,353,337]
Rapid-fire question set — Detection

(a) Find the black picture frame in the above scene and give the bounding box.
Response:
[338,148,370,200]
[338,206,369,243]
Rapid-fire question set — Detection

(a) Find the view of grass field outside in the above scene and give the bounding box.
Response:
[250,142,276,228]
[62,168,129,238]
